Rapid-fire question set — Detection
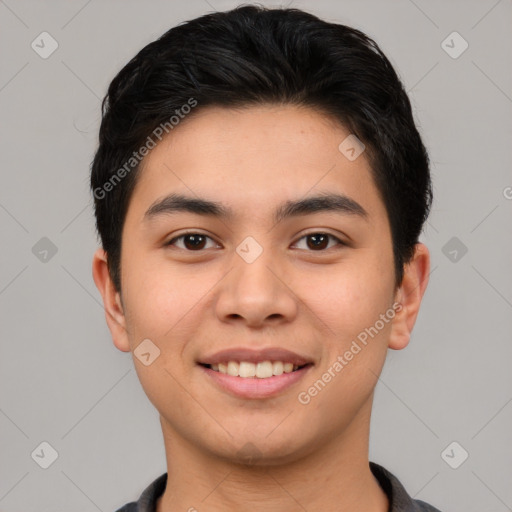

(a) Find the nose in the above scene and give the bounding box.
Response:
[214,243,298,328]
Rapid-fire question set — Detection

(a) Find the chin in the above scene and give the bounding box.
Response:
[212,431,315,467]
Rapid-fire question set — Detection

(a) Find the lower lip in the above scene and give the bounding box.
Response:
[200,365,313,399]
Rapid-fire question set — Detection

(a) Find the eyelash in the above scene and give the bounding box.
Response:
[165,231,346,252]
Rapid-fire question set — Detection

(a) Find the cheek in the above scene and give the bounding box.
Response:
[295,265,394,426]
[296,251,395,342]
[121,257,224,370]
[121,264,196,412]
[122,253,195,337]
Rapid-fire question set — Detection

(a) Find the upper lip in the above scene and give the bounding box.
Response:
[199,347,313,366]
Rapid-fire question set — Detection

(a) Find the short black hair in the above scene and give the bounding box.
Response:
[90,4,432,293]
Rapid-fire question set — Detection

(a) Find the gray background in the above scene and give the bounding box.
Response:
[0,0,511,511]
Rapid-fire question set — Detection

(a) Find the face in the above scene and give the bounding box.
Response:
[94,104,427,465]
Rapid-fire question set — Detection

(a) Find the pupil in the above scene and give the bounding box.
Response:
[185,234,205,250]
[308,234,328,250]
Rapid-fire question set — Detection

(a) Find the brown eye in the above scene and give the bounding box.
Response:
[306,233,329,250]
[294,233,344,251]
[167,233,217,251]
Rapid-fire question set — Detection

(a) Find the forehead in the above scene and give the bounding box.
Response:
[127,104,386,224]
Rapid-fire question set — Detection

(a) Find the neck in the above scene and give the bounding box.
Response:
[156,397,388,512]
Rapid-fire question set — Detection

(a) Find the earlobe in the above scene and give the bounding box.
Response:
[388,243,430,351]
[92,248,131,352]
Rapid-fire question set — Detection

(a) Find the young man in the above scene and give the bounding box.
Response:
[91,5,441,511]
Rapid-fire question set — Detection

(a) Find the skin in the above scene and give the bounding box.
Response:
[93,104,430,512]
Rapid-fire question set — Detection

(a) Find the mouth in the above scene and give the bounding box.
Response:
[197,348,314,399]
[199,360,311,378]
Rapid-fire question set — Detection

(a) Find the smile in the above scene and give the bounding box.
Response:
[205,360,305,378]
[199,362,313,399]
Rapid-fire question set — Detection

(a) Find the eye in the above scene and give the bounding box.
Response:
[166,231,346,252]
[293,232,345,251]
[166,233,218,251]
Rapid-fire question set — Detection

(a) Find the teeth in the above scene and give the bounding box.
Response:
[272,361,284,376]
[239,361,256,378]
[227,361,239,377]
[256,361,273,378]
[210,360,303,378]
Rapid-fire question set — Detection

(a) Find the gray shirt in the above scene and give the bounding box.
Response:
[115,461,443,511]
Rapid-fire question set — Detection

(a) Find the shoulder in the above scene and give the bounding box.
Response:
[114,504,138,512]
[370,462,443,512]
[113,473,167,512]
[414,499,443,512]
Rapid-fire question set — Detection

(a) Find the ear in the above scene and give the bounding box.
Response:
[92,248,131,352]
[388,243,430,350]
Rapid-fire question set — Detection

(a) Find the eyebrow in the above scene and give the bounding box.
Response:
[143,192,368,225]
